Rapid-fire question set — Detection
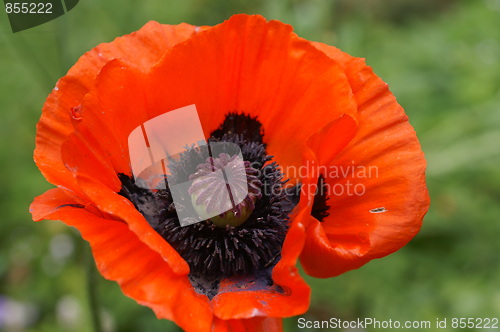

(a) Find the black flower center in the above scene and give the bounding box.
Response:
[119,113,295,298]
[311,175,330,222]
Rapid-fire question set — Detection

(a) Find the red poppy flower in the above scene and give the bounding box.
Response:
[30,14,429,332]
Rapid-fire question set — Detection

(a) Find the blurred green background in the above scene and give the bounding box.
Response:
[1,0,499,331]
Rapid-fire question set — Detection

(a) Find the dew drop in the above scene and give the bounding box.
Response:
[71,105,83,120]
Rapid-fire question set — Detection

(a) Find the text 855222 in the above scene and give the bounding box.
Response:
[5,2,53,14]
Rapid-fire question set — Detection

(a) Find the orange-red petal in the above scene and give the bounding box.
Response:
[64,59,150,180]
[213,317,283,332]
[299,43,430,278]
[34,21,203,198]
[30,188,213,332]
[144,14,357,183]
[212,211,310,320]
[305,114,358,169]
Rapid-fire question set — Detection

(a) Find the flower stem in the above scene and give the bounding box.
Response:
[86,247,104,332]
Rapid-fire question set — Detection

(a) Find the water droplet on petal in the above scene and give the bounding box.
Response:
[71,106,83,120]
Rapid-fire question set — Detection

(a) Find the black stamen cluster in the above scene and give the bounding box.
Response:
[311,175,330,222]
[164,134,290,275]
